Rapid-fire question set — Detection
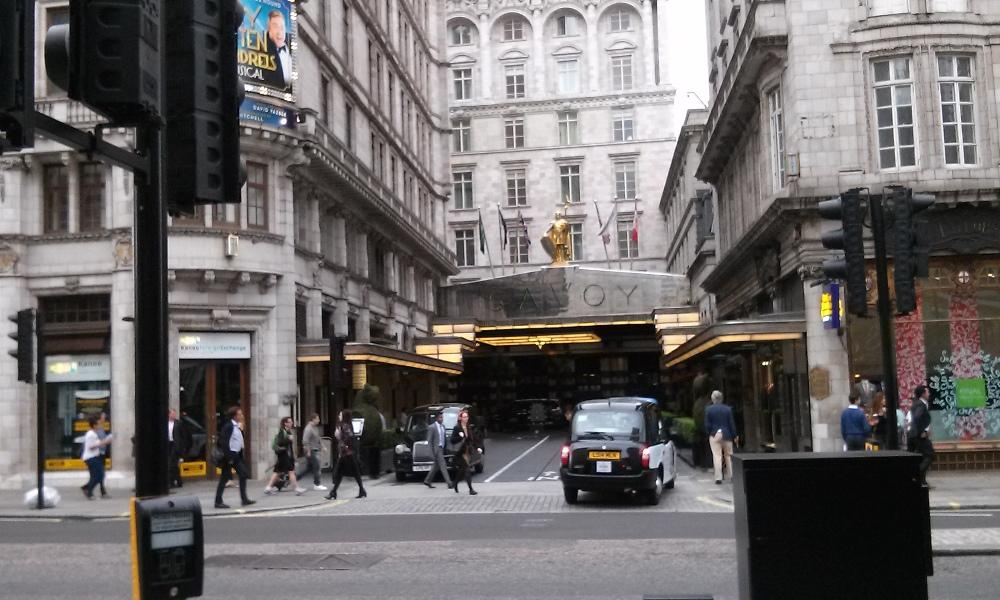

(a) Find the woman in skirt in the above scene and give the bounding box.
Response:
[265,417,306,495]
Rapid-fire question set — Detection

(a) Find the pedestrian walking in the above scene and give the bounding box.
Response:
[422,411,454,490]
[265,417,307,495]
[95,412,111,498]
[325,410,367,500]
[214,406,255,509]
[704,390,738,485]
[450,409,482,496]
[168,409,191,488]
[841,392,872,451]
[907,385,935,485]
[295,413,327,491]
[80,415,112,500]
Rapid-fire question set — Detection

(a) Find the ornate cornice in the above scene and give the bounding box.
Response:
[450,89,675,117]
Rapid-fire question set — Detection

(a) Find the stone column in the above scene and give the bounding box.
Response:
[334,296,350,339]
[532,9,545,95]
[803,278,850,453]
[356,307,371,343]
[333,214,347,267]
[586,2,600,92]
[357,229,369,279]
[641,0,656,88]
[478,13,492,100]
[110,262,136,482]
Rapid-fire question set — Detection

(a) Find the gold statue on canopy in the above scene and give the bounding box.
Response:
[542,206,571,266]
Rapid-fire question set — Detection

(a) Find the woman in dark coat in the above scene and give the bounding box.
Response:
[450,409,482,495]
[325,410,367,500]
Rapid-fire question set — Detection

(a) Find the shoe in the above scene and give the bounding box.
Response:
[294,487,306,495]
[715,480,722,485]
[454,483,459,494]
[101,493,111,500]
[356,490,367,499]
[263,487,275,495]
[325,490,337,500]
[313,484,328,491]
[423,482,435,489]
[81,487,90,499]
[469,490,478,496]
[241,499,256,507]
[214,502,230,509]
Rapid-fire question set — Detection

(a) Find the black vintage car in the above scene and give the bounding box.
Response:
[393,403,486,481]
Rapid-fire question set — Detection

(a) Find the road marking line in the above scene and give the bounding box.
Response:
[484,435,550,483]
[696,495,735,511]
[949,502,961,510]
[931,511,994,517]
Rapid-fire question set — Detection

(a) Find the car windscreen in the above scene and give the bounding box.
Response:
[572,410,643,441]
[406,409,462,438]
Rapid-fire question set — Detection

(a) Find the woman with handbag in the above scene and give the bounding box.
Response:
[325,410,367,500]
[264,417,306,495]
[450,408,482,496]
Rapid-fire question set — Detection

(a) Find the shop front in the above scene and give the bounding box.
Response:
[44,354,112,470]
[177,331,253,478]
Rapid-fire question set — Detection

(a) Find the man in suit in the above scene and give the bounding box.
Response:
[262,10,292,91]
[423,412,454,489]
[704,390,739,485]
[167,409,191,488]
[907,385,934,485]
[214,406,256,509]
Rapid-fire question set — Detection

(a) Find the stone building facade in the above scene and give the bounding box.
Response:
[0,0,455,488]
[662,0,1000,463]
[443,0,687,279]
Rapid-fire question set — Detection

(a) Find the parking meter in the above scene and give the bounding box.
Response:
[130,495,204,599]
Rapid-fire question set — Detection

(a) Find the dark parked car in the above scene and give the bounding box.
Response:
[393,403,486,481]
[491,399,564,432]
[560,397,677,505]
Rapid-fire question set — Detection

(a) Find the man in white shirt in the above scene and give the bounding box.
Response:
[214,406,255,509]
[80,415,112,500]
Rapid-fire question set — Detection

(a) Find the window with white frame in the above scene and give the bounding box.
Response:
[453,68,473,100]
[452,171,474,209]
[617,218,637,258]
[505,117,525,149]
[611,55,634,92]
[873,57,916,170]
[558,110,579,145]
[560,165,581,204]
[452,118,471,152]
[450,23,472,45]
[505,64,526,99]
[556,14,579,36]
[455,229,476,266]
[614,162,636,200]
[557,59,580,94]
[608,7,632,32]
[503,17,525,41]
[767,87,786,189]
[570,223,584,261]
[929,0,968,11]
[612,109,634,141]
[508,228,529,264]
[868,0,909,16]
[937,55,976,166]
[505,169,527,207]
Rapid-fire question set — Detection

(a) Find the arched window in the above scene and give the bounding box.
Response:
[607,7,633,32]
[450,22,473,46]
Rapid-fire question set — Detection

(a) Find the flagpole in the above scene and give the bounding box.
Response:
[496,203,507,276]
[594,201,613,270]
[479,208,496,279]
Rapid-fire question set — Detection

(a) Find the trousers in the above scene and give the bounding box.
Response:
[709,436,733,482]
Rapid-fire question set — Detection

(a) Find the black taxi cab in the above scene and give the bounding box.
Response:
[559,397,677,505]
[393,403,485,481]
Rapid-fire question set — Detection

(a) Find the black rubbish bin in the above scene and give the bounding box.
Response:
[733,452,931,600]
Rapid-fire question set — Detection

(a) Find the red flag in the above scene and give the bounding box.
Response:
[630,211,639,244]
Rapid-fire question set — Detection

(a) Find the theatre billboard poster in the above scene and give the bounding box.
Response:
[238,0,296,100]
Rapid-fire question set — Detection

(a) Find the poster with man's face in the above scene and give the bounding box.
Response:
[238,0,295,98]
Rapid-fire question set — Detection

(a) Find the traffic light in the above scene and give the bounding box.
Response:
[7,308,34,383]
[890,187,935,315]
[43,0,161,124]
[0,0,34,151]
[163,0,245,215]
[819,188,868,317]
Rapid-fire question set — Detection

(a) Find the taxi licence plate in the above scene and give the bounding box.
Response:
[412,464,431,472]
[588,451,620,460]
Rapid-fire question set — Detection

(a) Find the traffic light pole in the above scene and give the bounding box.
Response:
[870,195,901,450]
[132,122,169,498]
[34,310,46,509]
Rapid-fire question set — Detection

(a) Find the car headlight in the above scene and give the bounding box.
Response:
[395,444,410,455]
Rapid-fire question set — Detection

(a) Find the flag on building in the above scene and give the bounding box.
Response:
[597,201,618,245]
[478,211,487,254]
[631,210,639,244]
[518,210,531,246]
[497,204,508,249]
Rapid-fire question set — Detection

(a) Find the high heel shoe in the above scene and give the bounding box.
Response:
[468,489,478,496]
[325,490,337,500]
[356,489,367,499]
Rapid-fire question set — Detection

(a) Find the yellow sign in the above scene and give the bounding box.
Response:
[588,451,620,460]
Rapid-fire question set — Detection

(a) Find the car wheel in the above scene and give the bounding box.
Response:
[563,486,579,504]
[395,470,407,482]
[644,469,663,505]
[664,475,675,489]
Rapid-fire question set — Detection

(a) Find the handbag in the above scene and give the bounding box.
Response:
[211,446,225,465]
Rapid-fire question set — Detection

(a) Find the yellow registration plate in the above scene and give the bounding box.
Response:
[588,451,620,460]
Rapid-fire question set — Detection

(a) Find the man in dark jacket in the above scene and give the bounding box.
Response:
[214,406,255,509]
[168,409,191,488]
[704,391,738,484]
[840,393,871,451]
[907,385,934,485]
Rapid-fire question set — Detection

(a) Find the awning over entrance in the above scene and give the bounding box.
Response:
[663,314,806,368]
[296,341,463,376]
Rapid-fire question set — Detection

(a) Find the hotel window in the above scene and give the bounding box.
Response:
[557,59,580,94]
[502,18,525,41]
[505,64,526,99]
[505,169,527,207]
[43,164,69,233]
[867,0,909,16]
[452,171,474,209]
[767,87,786,189]
[929,0,968,10]
[78,162,104,232]
[611,55,634,92]
[608,7,632,32]
[452,118,471,152]
[246,162,268,229]
[388,73,395,119]
[321,75,331,124]
[213,202,236,227]
[560,165,581,204]
[614,161,636,200]
[508,228,529,264]
[873,57,916,169]
[342,0,352,68]
[450,23,472,46]
[504,117,525,149]
[558,110,579,145]
[453,68,473,100]
[617,218,637,259]
[570,223,584,261]
[345,102,355,150]
[455,229,476,267]
[612,109,634,142]
[556,14,579,36]
[937,55,977,166]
